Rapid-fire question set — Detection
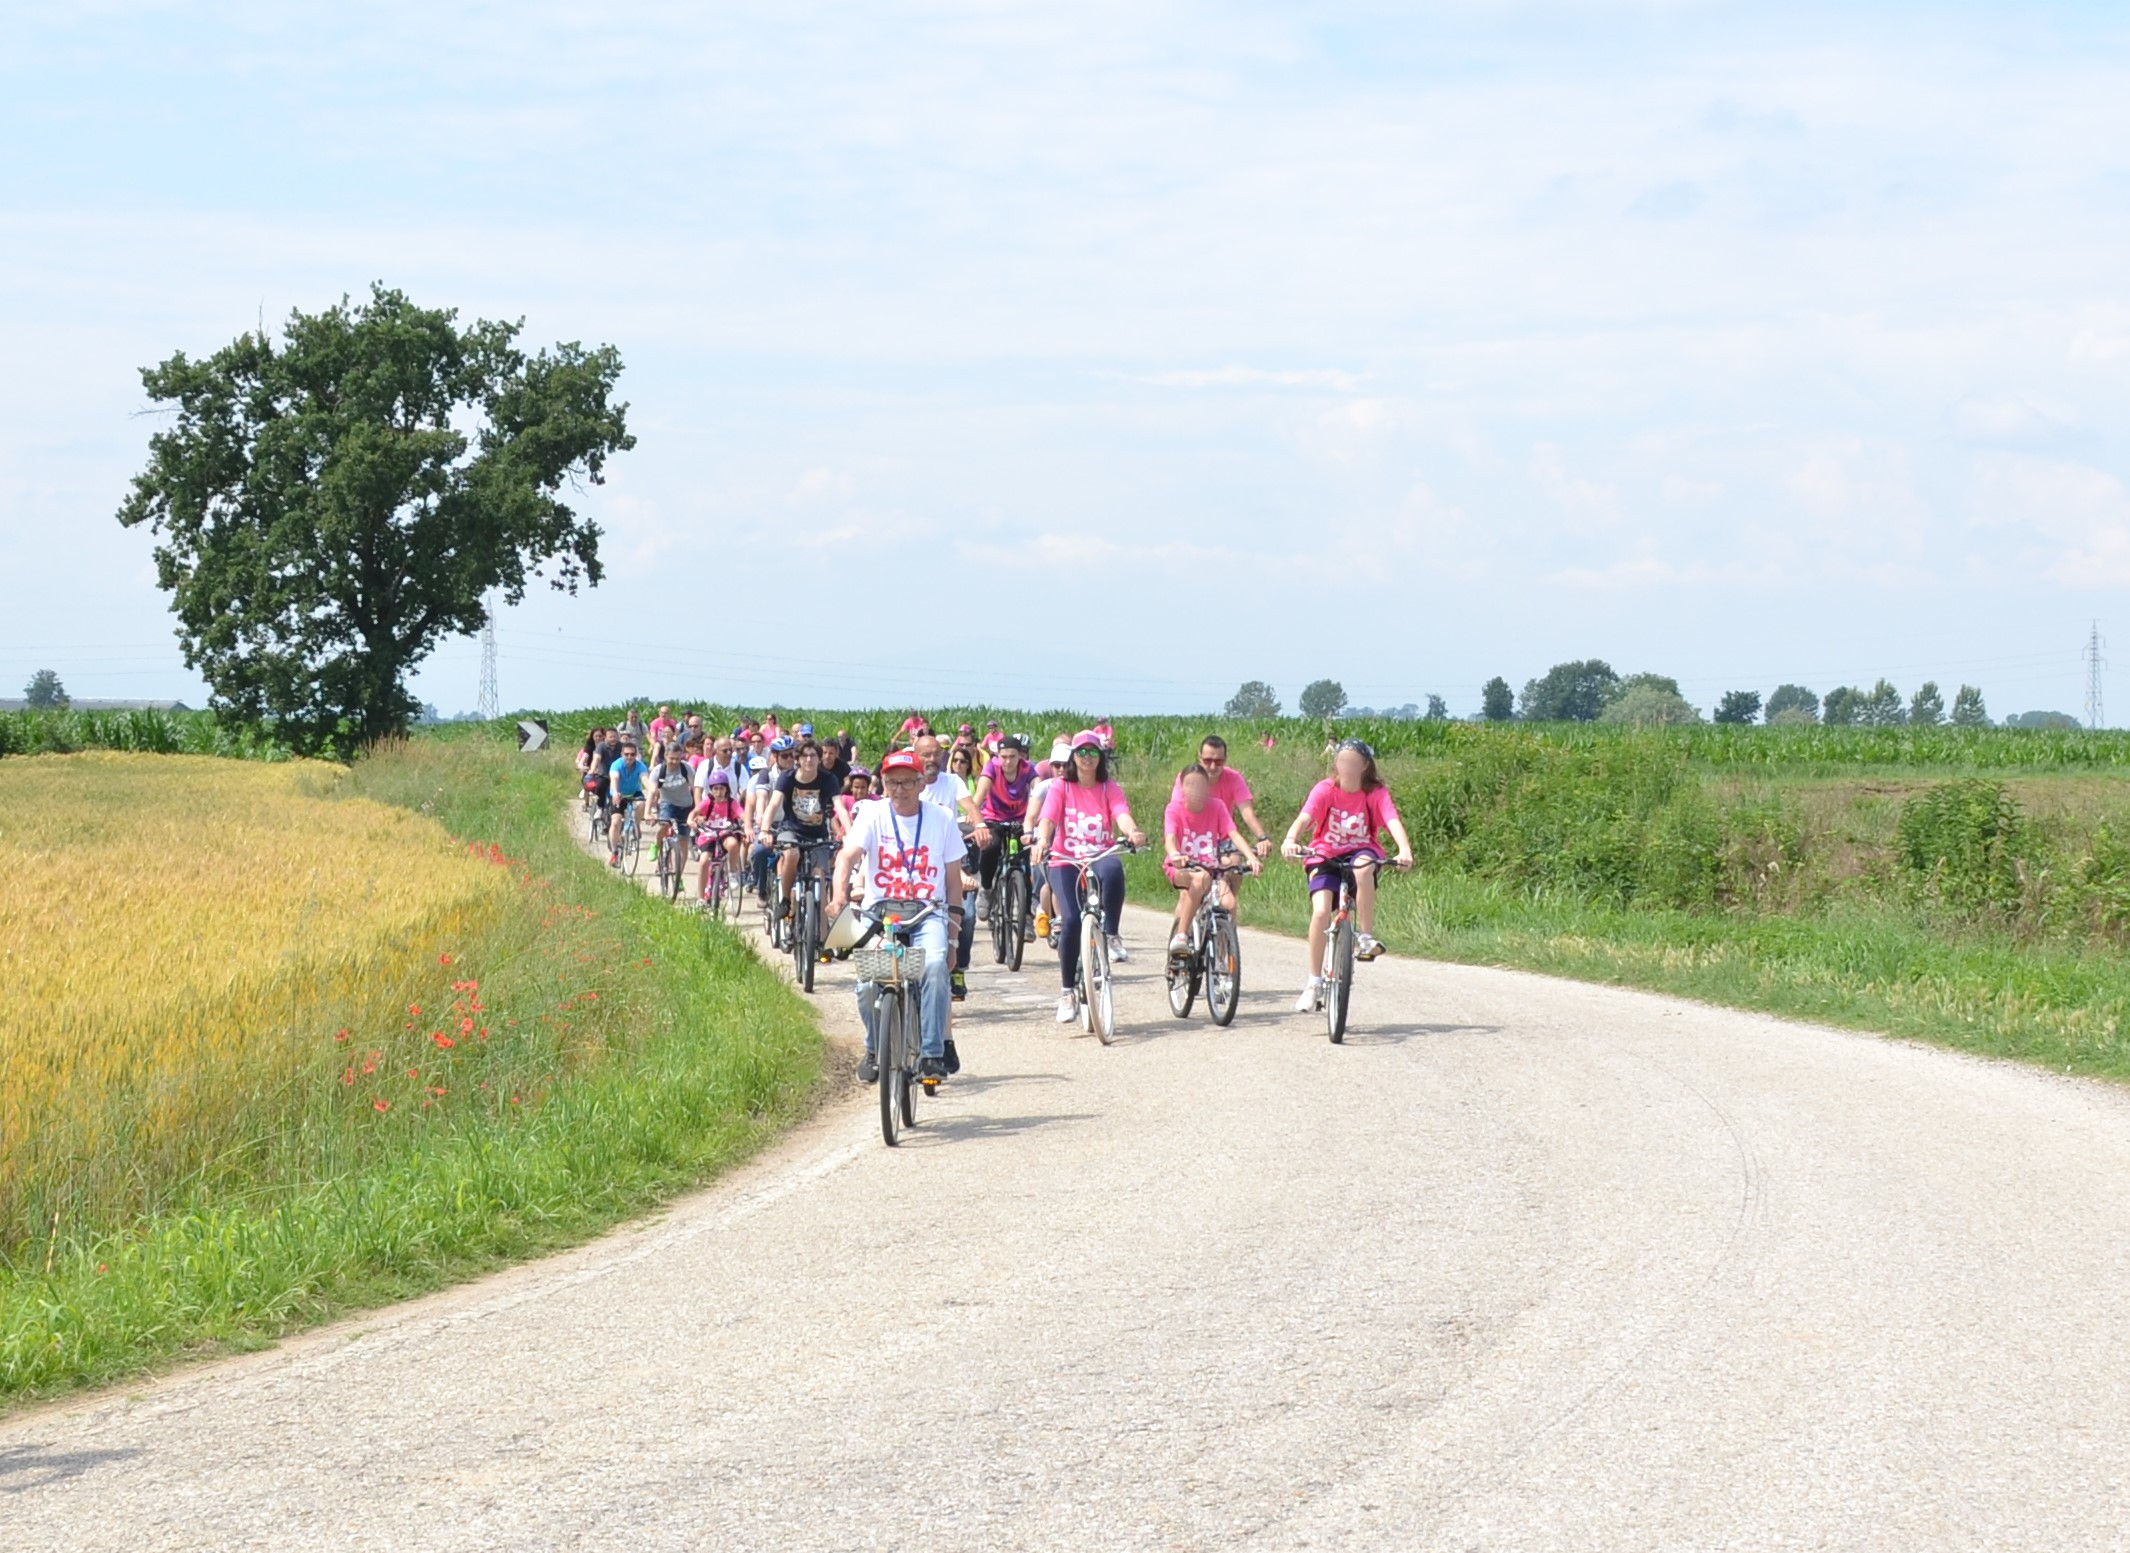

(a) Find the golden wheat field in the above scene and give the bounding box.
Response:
[0,752,515,1241]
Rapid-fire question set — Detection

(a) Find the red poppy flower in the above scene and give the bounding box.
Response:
[439,953,455,965]
[408,1004,422,1016]
[459,1016,474,1034]
[373,1098,390,1113]
[433,1032,456,1049]
[340,1067,354,1086]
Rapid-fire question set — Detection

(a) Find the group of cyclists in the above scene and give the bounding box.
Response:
[576,705,1415,1086]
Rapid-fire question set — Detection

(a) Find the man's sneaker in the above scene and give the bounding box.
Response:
[1295,977,1323,1013]
[1355,932,1385,961]
[943,1038,961,1075]
[1056,991,1078,1022]
[950,970,968,1002]
[855,1052,878,1084]
[1169,933,1190,957]
[919,1056,947,1082]
[1108,934,1130,963]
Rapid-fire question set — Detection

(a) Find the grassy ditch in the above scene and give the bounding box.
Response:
[0,738,822,1405]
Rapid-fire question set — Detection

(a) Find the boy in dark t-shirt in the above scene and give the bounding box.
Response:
[761,740,844,918]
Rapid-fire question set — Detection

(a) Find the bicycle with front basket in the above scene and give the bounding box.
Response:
[853,898,944,1146]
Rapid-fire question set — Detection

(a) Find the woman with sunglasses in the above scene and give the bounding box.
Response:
[1031,730,1148,1024]
[1279,739,1415,1012]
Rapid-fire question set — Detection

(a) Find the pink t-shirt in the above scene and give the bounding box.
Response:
[1170,765,1253,811]
[1301,780,1399,858]
[1040,778,1130,864]
[1164,796,1235,868]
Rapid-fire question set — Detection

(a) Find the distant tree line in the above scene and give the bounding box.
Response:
[1227,666,2081,728]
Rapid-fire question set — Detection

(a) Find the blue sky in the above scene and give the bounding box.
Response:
[4,1,2129,718]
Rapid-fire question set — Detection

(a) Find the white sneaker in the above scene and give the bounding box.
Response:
[1055,991,1078,1023]
[1169,933,1190,956]
[1295,978,1323,1013]
[1355,932,1383,961]
[1108,934,1130,962]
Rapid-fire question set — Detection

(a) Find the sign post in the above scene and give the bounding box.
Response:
[516,718,548,753]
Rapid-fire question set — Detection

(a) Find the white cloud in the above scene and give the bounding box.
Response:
[788,468,856,504]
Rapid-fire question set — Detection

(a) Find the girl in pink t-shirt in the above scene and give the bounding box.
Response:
[1162,765,1261,955]
[1280,740,1414,1010]
[1031,732,1147,1022]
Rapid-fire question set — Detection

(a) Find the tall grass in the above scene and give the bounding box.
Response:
[0,741,822,1403]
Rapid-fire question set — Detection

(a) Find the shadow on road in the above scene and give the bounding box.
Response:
[0,1443,143,1495]
[1338,1022,1505,1045]
[900,1111,1098,1146]
[935,1071,1073,1097]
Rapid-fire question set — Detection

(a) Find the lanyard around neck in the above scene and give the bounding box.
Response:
[887,801,924,886]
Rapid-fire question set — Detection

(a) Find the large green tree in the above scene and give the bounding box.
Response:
[1950,684,1989,726]
[23,669,68,709]
[118,285,635,757]
[1519,659,1618,722]
[1765,684,1819,724]
[1713,689,1761,725]
[1908,680,1946,727]
[1224,680,1281,718]
[1480,676,1515,722]
[1299,678,1348,719]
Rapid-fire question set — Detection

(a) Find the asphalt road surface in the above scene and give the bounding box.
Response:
[8,838,2130,1549]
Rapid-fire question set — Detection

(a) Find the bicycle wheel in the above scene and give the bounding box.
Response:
[1086,916,1116,1044]
[899,992,918,1127]
[655,836,673,896]
[1002,871,1028,973]
[703,856,726,916]
[879,992,904,1147]
[1326,914,1354,1043]
[621,819,641,877]
[795,892,818,993]
[1165,940,1198,1018]
[1207,915,1241,1027]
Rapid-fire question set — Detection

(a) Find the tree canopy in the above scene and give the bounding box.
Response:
[1480,676,1515,722]
[1224,680,1281,718]
[1765,684,1819,724]
[1299,678,1348,719]
[1598,683,1701,726]
[117,285,635,757]
[1950,685,1989,727]
[1713,690,1761,725]
[1909,681,1946,727]
[1520,659,1618,722]
[22,670,68,709]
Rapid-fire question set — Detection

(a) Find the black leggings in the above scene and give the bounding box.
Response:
[1046,857,1125,990]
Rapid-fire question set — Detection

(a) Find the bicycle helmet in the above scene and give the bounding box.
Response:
[748,755,768,772]
[769,736,794,753]
[706,769,730,787]
[846,764,871,781]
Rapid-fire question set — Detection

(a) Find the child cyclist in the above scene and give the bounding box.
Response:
[1163,764,1261,956]
[690,769,748,905]
[1031,730,1147,1023]
[1279,739,1415,1013]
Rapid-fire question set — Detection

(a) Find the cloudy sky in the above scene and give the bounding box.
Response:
[4,0,2127,718]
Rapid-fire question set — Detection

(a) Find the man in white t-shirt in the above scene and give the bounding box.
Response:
[829,750,966,1085]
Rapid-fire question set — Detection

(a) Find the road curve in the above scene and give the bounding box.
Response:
[8,870,2130,1549]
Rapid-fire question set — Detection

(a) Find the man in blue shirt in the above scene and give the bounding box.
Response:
[607,740,648,867]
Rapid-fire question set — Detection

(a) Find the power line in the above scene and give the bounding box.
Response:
[477,595,500,721]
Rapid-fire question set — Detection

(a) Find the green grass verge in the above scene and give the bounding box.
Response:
[1123,841,2130,1079]
[0,737,823,1407]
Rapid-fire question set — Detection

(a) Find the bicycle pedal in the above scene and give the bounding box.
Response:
[920,1077,941,1094]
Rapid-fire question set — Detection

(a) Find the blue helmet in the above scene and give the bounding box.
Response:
[769,736,795,753]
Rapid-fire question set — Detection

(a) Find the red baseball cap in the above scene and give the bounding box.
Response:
[880,750,923,775]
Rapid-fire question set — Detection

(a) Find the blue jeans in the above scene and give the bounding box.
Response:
[856,914,951,1060]
[1048,856,1124,990]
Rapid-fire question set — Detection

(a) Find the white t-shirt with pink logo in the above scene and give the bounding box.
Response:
[1164,796,1236,867]
[1301,780,1399,858]
[1040,778,1130,865]
[846,798,966,905]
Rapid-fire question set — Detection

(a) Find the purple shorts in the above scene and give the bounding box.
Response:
[1308,849,1383,894]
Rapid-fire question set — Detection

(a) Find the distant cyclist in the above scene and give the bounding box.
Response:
[759,738,844,919]
[1279,739,1416,1011]
[971,733,1037,895]
[606,739,648,867]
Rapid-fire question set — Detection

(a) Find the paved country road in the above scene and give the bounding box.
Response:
[9,836,2130,1549]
